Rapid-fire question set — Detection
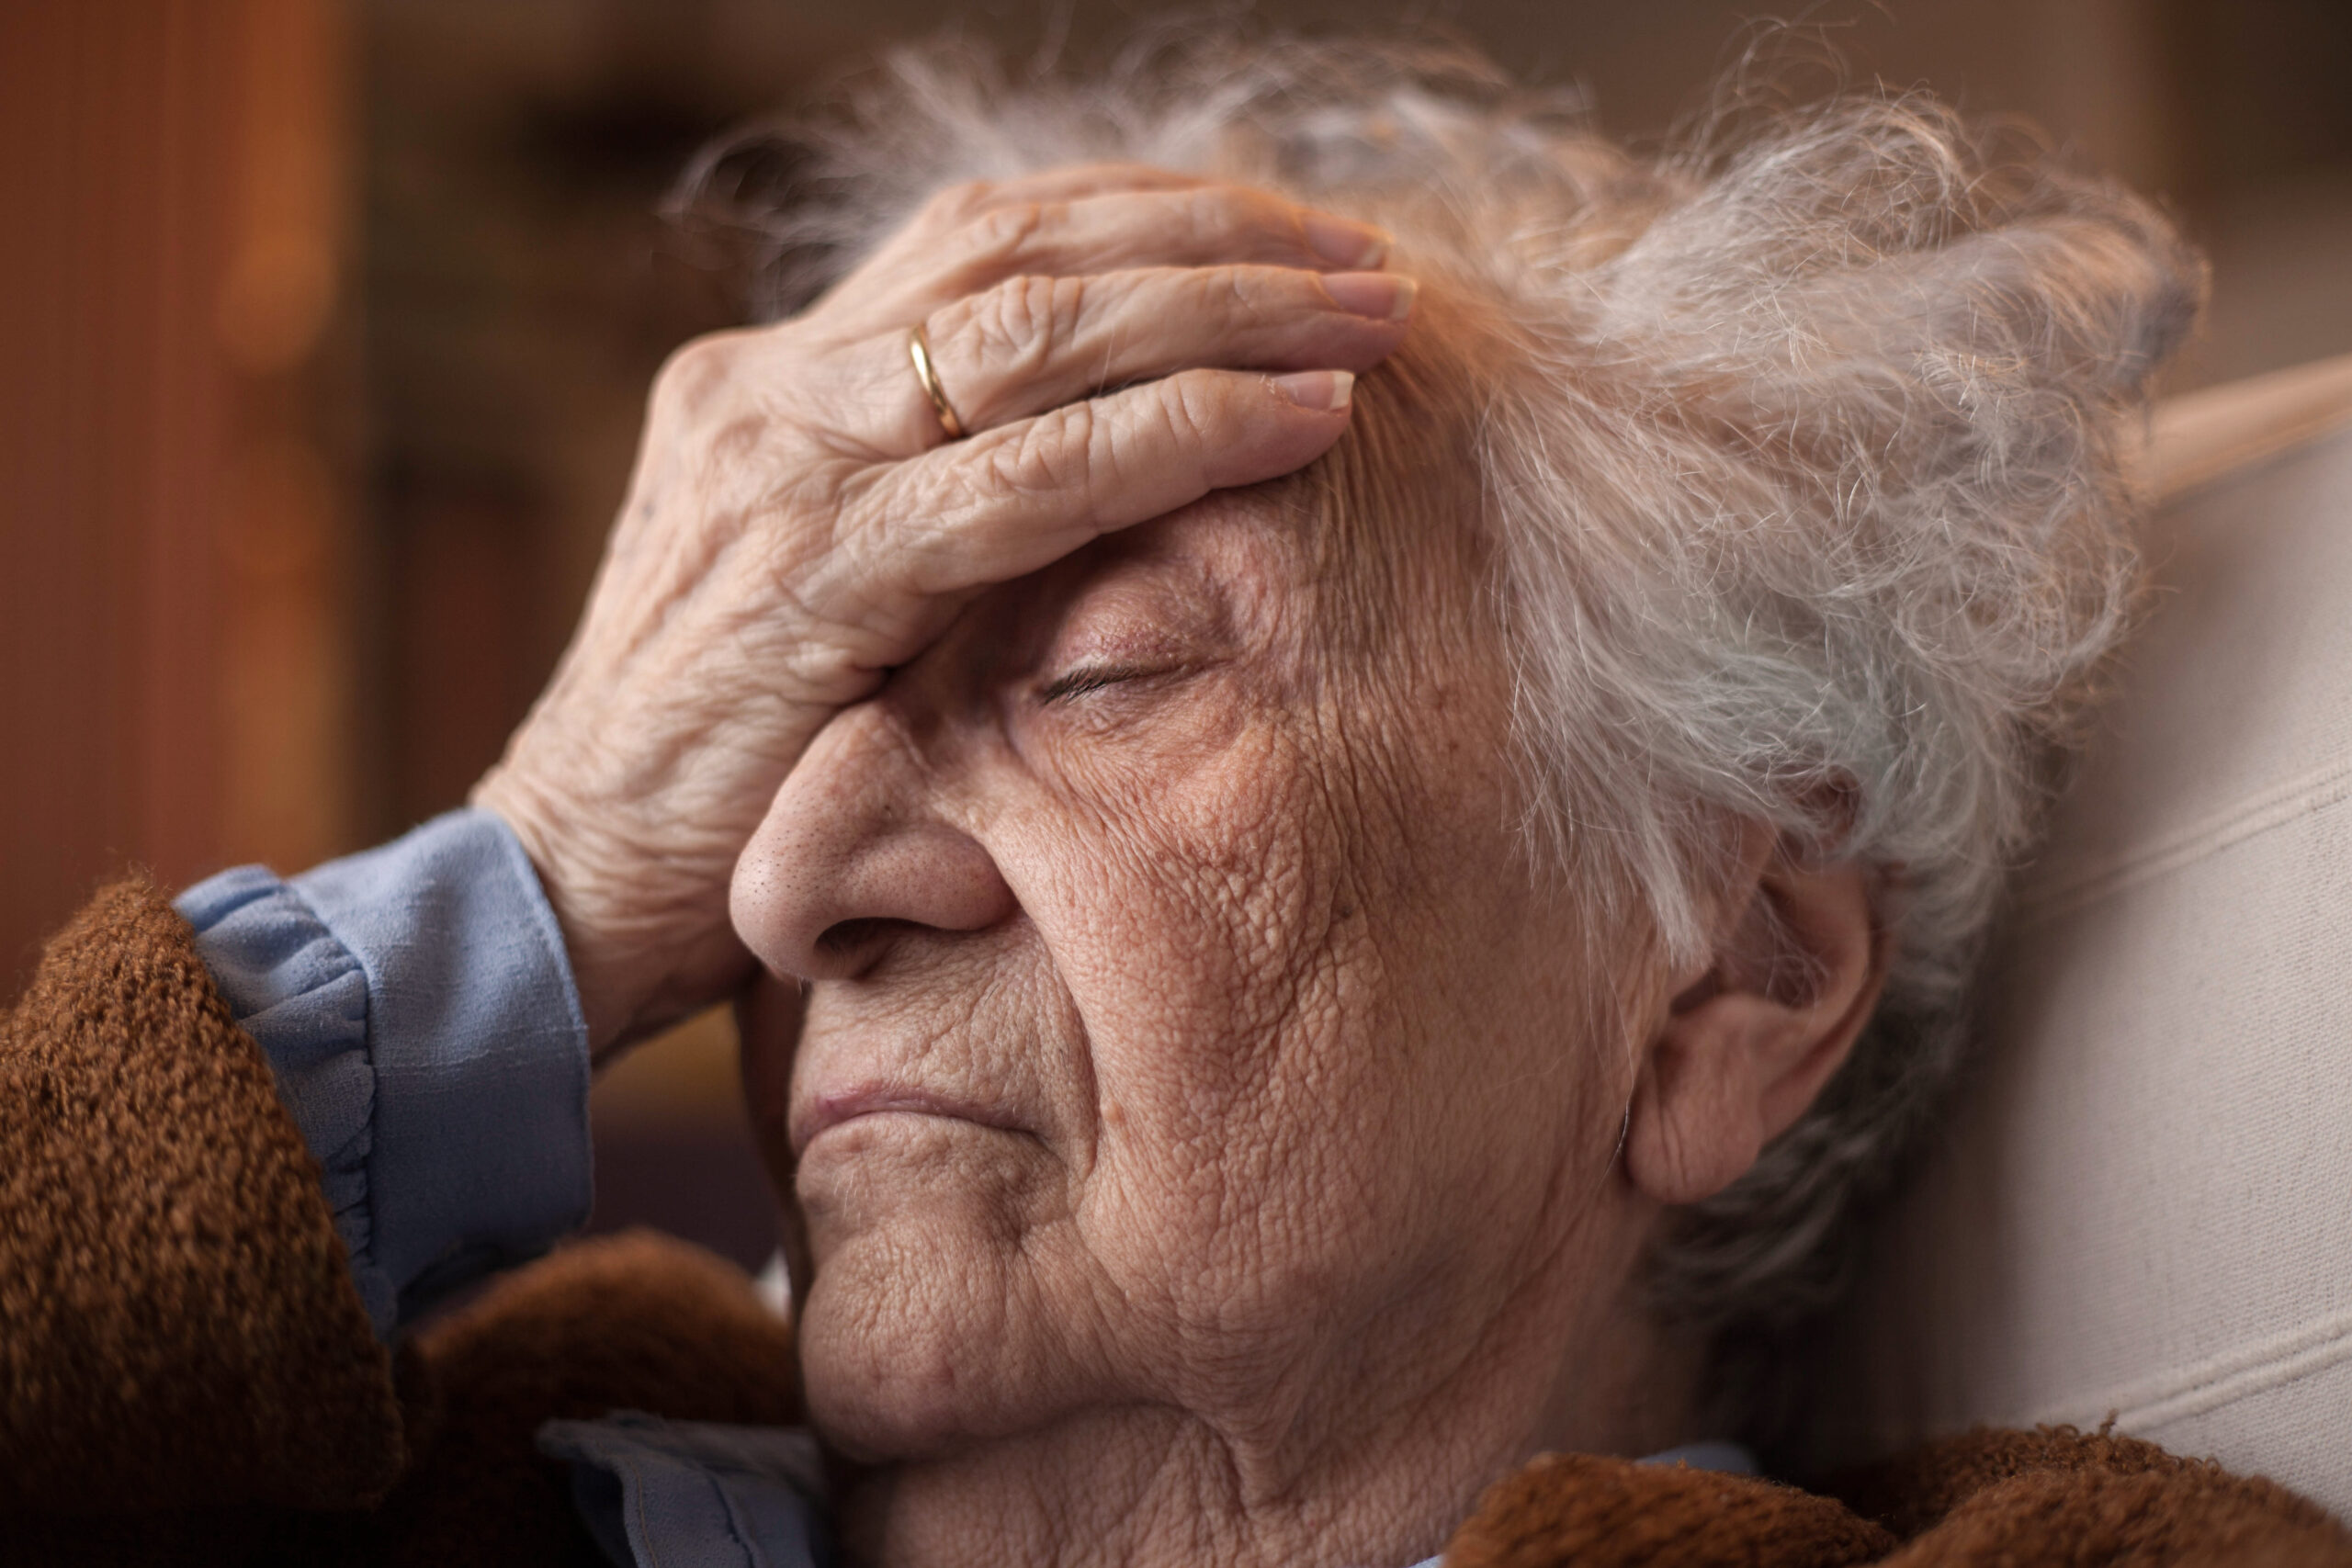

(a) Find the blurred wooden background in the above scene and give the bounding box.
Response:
[7,0,2352,1270]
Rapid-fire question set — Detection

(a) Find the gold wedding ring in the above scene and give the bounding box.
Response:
[907,322,967,441]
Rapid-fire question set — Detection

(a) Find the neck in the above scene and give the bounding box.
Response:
[832,1224,1691,1568]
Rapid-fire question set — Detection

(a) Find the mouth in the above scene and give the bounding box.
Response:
[790,1084,1026,1156]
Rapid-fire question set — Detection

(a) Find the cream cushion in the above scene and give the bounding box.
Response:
[1818,353,2352,1517]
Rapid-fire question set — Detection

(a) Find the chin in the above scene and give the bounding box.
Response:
[797,1265,988,1461]
[793,1142,1088,1461]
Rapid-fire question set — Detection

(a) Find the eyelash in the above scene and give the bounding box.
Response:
[1036,662,1166,705]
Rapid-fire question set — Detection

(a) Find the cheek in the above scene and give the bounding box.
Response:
[1030,715,1442,1344]
[1037,683,1617,1375]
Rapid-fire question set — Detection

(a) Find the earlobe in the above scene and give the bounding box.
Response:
[1625,995,1779,1205]
[1623,834,1885,1209]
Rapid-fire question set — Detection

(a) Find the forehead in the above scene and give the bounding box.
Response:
[978,491,1295,653]
[971,312,1498,680]
[1036,472,1479,677]
[1295,337,1497,669]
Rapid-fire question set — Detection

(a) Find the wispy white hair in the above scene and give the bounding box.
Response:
[676,32,2203,1398]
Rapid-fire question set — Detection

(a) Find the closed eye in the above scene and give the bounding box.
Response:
[1035,662,1160,705]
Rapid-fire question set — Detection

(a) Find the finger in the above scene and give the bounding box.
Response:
[944,184,1392,288]
[932,162,1211,215]
[831,164,1210,317]
[856,366,1358,597]
[898,265,1415,446]
[842,185,1393,329]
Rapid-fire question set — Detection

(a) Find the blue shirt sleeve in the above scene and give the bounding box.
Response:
[538,1414,831,1568]
[175,808,594,1336]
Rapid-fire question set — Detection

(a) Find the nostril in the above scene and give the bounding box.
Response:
[814,917,917,958]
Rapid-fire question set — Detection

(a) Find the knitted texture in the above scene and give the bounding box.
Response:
[1447,1450,1895,1568]
[377,1227,804,1567]
[0,877,402,1515]
[1838,1425,2352,1567]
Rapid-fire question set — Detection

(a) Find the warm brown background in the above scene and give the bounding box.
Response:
[7,0,2352,1269]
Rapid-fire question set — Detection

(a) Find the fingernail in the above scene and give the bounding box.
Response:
[1322,271,1417,321]
[1272,369,1355,412]
[1303,211,1391,269]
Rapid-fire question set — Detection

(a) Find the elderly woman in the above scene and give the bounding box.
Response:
[5,35,2345,1568]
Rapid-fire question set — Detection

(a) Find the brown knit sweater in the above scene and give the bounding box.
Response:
[3,880,2346,1567]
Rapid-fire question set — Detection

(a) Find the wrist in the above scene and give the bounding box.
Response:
[469,772,638,1055]
[469,772,756,1060]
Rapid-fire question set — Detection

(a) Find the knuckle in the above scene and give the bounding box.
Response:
[1081,399,1131,488]
[1179,185,1247,241]
[1163,371,1222,445]
[996,400,1098,500]
[964,199,1052,265]
[1044,275,1091,344]
[1186,264,1258,321]
[1091,392,1163,496]
[650,328,752,419]
[964,274,1077,379]
[919,177,998,227]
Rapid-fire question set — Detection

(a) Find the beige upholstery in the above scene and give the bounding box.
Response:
[1818,353,2352,1517]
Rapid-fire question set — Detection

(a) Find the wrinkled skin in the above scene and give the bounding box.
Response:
[475,167,1408,1052]
[482,161,1884,1568]
[729,485,1683,1568]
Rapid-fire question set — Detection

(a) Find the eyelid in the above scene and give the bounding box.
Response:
[1031,571,1232,706]
[1035,660,1166,705]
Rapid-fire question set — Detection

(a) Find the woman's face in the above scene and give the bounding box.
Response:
[730,479,1637,1469]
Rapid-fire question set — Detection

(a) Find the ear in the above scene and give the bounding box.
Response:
[1623,821,1888,1207]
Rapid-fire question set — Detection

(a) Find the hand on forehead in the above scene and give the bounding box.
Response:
[476,157,1417,1054]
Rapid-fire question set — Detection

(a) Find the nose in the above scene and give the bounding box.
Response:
[729,699,1018,981]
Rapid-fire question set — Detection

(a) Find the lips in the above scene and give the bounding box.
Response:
[790,1083,1026,1156]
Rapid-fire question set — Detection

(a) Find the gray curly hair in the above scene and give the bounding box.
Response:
[676,32,2203,1413]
